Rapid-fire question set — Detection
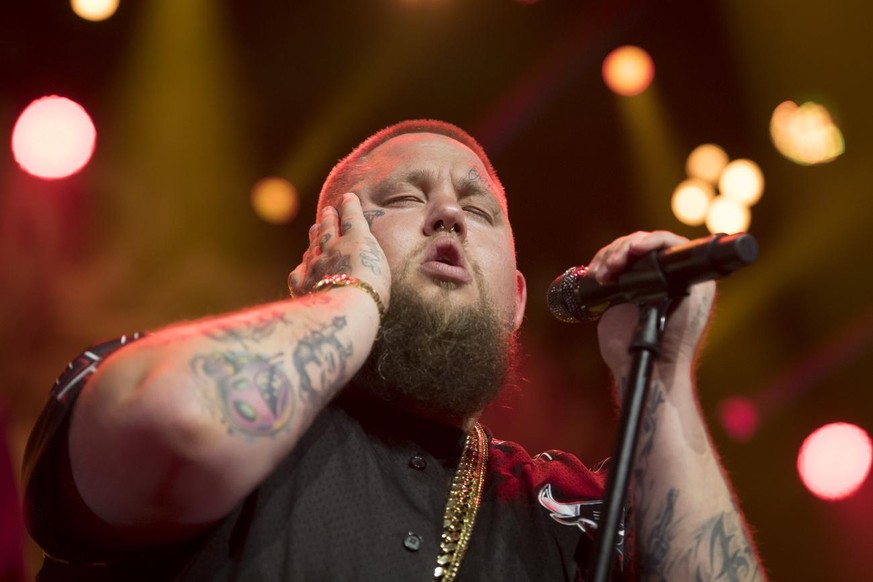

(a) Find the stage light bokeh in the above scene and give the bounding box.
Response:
[602,45,655,97]
[671,178,715,226]
[770,100,845,165]
[718,396,760,442]
[686,143,729,184]
[71,0,120,22]
[251,177,300,224]
[798,423,873,501]
[719,159,764,207]
[705,196,750,234]
[11,95,97,180]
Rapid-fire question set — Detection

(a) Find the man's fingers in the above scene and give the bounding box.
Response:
[589,231,689,283]
[338,192,369,233]
[319,206,339,247]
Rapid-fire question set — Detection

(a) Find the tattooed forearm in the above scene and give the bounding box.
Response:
[638,494,761,582]
[692,513,759,582]
[293,316,353,406]
[191,316,354,439]
[205,311,290,348]
[642,488,679,577]
[633,380,666,498]
[637,382,665,467]
[633,379,763,581]
[192,351,295,438]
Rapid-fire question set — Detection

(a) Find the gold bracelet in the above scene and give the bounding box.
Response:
[312,274,385,321]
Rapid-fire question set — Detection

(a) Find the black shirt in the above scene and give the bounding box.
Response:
[24,337,625,581]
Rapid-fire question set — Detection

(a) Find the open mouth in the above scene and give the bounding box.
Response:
[420,240,472,285]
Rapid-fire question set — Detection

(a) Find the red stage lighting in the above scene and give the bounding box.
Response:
[718,396,760,442]
[11,95,97,180]
[797,422,872,501]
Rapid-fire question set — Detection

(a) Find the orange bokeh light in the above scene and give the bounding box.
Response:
[71,0,120,22]
[251,177,300,224]
[770,100,844,165]
[602,45,655,97]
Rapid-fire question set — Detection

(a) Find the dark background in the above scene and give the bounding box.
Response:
[3,0,872,579]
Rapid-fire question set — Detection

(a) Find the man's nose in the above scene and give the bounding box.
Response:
[423,197,466,238]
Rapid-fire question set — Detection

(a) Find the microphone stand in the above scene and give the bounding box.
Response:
[585,298,672,582]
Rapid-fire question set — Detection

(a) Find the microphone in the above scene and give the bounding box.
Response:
[547,233,759,322]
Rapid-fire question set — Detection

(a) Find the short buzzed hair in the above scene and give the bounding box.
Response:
[316,119,506,214]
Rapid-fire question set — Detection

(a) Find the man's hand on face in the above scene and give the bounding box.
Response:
[588,230,717,383]
[288,192,392,310]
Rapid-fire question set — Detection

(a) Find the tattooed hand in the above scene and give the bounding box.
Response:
[288,193,391,309]
[589,230,717,381]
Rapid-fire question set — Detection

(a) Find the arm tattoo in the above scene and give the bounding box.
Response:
[692,513,758,582]
[360,239,384,276]
[191,316,354,439]
[633,379,665,492]
[362,209,384,227]
[192,351,294,438]
[633,382,762,581]
[642,488,679,578]
[204,311,289,349]
[293,316,353,406]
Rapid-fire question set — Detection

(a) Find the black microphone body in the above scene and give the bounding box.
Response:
[547,233,759,322]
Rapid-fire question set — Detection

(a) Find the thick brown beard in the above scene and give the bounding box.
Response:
[352,278,519,419]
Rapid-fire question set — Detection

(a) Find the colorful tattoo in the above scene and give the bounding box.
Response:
[193,351,294,437]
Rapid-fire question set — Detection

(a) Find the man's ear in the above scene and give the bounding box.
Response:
[512,270,527,331]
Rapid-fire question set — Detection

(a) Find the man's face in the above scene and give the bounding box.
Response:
[351,132,527,332]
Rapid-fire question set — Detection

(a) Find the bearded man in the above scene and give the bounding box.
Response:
[24,120,765,581]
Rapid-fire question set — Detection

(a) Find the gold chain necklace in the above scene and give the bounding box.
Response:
[433,423,488,581]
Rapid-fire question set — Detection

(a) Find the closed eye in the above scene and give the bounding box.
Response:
[383,195,424,207]
[463,205,494,223]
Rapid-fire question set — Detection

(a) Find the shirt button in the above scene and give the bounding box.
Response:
[409,455,427,470]
[403,532,423,552]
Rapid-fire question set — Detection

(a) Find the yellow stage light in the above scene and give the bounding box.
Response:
[671,179,715,226]
[705,196,750,234]
[602,46,655,97]
[770,100,845,165]
[251,177,299,225]
[719,159,764,206]
[686,143,729,184]
[71,0,120,22]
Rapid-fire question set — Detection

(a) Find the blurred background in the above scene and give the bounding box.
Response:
[2,0,872,579]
